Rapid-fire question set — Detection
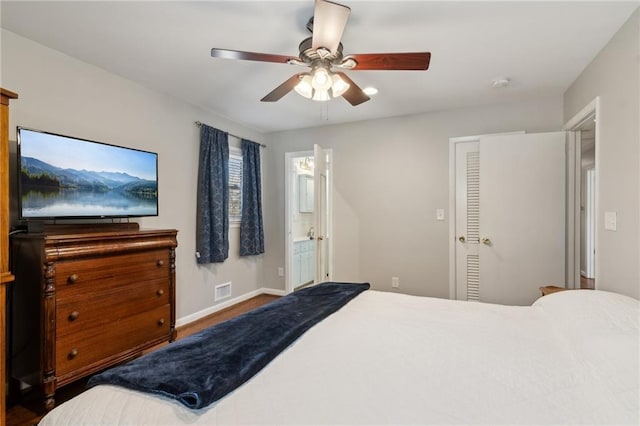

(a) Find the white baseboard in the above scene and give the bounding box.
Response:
[176,287,285,327]
[262,288,286,297]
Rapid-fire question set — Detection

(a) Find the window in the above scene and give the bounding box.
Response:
[228,147,243,223]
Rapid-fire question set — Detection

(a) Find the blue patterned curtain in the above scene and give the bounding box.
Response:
[196,125,229,263]
[240,139,265,256]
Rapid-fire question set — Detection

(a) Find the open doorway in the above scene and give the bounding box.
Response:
[285,152,316,292]
[579,118,596,289]
[284,146,333,294]
[565,97,599,290]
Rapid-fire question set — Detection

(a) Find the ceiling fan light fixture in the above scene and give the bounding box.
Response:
[294,74,314,99]
[311,67,332,91]
[331,74,350,97]
[312,89,330,102]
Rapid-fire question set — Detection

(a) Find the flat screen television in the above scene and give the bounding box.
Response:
[17,127,158,220]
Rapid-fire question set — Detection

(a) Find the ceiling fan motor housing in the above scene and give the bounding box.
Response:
[298,37,343,66]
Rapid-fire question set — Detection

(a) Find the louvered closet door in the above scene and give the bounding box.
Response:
[455,141,481,301]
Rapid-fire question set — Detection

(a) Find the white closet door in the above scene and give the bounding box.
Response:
[479,132,565,305]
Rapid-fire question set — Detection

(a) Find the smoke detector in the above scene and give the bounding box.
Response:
[492,77,511,88]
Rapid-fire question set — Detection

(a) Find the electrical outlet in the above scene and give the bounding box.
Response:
[391,277,399,288]
[278,267,284,277]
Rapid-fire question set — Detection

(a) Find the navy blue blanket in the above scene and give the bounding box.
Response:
[87,282,369,409]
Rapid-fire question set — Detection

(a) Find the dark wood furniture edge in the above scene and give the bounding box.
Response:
[0,272,14,284]
[1,88,18,426]
[0,89,18,106]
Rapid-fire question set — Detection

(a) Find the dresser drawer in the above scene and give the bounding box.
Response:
[56,278,169,337]
[55,250,169,298]
[56,304,171,378]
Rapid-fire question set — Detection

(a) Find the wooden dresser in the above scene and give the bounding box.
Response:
[9,223,177,409]
[1,89,18,426]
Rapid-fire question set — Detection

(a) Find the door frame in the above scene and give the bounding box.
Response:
[563,96,600,289]
[285,150,313,294]
[284,149,334,294]
[448,132,524,300]
[583,167,596,279]
[313,144,334,284]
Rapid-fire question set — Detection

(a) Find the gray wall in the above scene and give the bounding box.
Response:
[262,99,564,297]
[3,5,637,325]
[1,30,268,322]
[563,9,639,299]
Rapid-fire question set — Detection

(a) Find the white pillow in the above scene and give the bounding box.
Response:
[533,290,639,396]
[532,289,638,335]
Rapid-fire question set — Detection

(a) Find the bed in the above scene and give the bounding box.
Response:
[39,283,639,425]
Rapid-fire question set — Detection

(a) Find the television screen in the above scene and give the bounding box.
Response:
[17,127,158,219]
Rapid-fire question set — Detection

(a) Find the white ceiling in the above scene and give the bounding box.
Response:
[1,1,637,133]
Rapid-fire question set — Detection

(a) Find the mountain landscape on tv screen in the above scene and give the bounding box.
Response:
[21,156,157,194]
[20,156,157,217]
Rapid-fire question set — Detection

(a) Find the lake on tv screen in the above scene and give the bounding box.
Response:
[21,188,158,217]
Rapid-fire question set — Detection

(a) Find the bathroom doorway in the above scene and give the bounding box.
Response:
[284,147,333,294]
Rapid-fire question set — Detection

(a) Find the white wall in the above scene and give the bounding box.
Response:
[563,9,640,299]
[1,30,268,321]
[262,98,563,297]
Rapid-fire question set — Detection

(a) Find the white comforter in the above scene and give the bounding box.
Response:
[39,289,639,425]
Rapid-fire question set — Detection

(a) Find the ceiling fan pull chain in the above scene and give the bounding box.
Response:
[321,101,329,122]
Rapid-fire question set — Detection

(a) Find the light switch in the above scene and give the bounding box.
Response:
[436,208,445,221]
[604,211,617,231]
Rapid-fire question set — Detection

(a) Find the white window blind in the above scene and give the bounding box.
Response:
[229,149,243,223]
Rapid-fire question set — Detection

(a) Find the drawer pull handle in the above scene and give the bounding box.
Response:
[68,349,79,359]
[157,318,165,327]
[156,289,164,297]
[156,260,164,267]
[68,274,79,284]
[68,311,80,321]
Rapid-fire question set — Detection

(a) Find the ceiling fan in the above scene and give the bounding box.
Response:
[210,0,431,106]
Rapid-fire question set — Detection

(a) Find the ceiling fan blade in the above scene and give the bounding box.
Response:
[346,52,431,71]
[311,0,350,54]
[211,48,299,64]
[334,72,370,106]
[261,74,304,102]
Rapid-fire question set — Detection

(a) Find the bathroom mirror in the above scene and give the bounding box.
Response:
[298,174,314,213]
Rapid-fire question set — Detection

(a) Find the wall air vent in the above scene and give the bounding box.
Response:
[215,282,232,301]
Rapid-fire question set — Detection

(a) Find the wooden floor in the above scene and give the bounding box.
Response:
[5,293,279,426]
